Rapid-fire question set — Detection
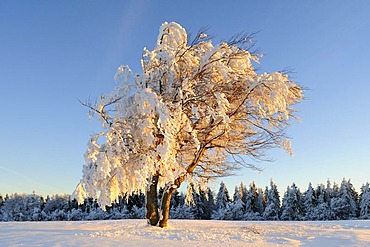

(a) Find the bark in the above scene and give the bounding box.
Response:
[158,145,208,227]
[145,174,159,226]
[158,188,175,228]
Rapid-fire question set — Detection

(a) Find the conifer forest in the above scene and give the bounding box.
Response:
[1,178,369,222]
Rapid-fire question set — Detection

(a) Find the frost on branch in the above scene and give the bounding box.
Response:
[73,22,303,211]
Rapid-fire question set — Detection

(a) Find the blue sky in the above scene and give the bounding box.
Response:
[1,1,369,196]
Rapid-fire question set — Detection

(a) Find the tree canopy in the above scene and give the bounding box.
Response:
[73,22,303,226]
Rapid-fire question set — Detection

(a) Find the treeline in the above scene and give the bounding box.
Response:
[0,192,146,222]
[1,178,369,222]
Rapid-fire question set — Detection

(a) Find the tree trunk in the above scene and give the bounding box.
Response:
[145,174,159,226]
[159,175,187,227]
[158,189,174,228]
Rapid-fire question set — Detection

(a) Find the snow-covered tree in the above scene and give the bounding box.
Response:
[185,183,213,219]
[212,181,231,220]
[255,188,266,216]
[0,194,4,221]
[302,182,317,220]
[227,197,245,220]
[346,179,359,218]
[170,190,184,209]
[170,203,194,219]
[263,180,280,220]
[42,194,70,220]
[233,186,241,202]
[314,183,331,220]
[73,22,303,227]
[0,193,44,221]
[281,183,303,221]
[249,182,259,213]
[333,179,358,219]
[359,182,370,219]
[226,185,245,220]
[215,181,231,210]
[324,180,333,206]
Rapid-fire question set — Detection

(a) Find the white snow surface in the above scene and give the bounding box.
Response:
[1,220,369,246]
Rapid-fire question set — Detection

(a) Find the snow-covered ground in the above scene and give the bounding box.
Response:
[0,219,369,246]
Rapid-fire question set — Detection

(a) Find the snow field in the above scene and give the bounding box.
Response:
[1,219,369,246]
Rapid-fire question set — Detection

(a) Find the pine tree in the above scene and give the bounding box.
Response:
[226,185,245,220]
[249,182,259,213]
[170,203,194,219]
[330,179,358,220]
[340,179,358,219]
[302,182,317,220]
[203,188,215,219]
[315,184,330,220]
[281,183,303,221]
[215,182,231,210]
[255,188,265,216]
[325,180,333,206]
[233,186,241,202]
[184,183,214,220]
[347,179,359,218]
[0,194,3,208]
[43,194,71,221]
[228,197,245,220]
[0,193,45,221]
[263,180,281,220]
[359,182,370,219]
[170,190,183,209]
[212,182,231,220]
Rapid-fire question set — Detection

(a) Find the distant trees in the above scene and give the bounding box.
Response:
[0,192,147,222]
[1,178,369,222]
[0,193,44,221]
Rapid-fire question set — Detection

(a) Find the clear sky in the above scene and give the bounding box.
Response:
[1,1,370,196]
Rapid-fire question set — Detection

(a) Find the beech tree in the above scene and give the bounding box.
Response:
[73,22,303,227]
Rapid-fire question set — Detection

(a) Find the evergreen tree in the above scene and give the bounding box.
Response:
[186,184,214,220]
[359,182,370,219]
[240,182,249,205]
[215,182,231,210]
[255,188,265,216]
[169,191,189,219]
[347,179,359,217]
[243,182,262,220]
[0,193,44,221]
[302,182,317,220]
[280,183,303,221]
[263,180,281,220]
[203,188,215,220]
[225,185,245,220]
[329,179,357,220]
[43,194,75,221]
[233,186,241,202]
[170,204,194,219]
[0,194,3,221]
[170,190,184,209]
[227,197,245,220]
[325,180,333,206]
[315,184,331,220]
[249,182,259,213]
[332,182,340,198]
[212,182,231,220]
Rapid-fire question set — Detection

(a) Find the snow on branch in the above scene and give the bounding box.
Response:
[73,22,303,211]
